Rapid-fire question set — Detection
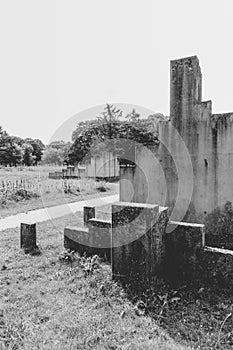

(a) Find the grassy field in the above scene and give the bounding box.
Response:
[1,166,233,349]
[0,166,118,218]
[0,213,188,350]
[0,212,233,349]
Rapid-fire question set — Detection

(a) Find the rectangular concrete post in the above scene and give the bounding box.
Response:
[20,223,36,252]
[111,202,165,290]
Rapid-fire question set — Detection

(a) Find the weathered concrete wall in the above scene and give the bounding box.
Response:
[120,56,233,224]
[85,151,119,179]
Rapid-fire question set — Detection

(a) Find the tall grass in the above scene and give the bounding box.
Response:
[0,166,109,206]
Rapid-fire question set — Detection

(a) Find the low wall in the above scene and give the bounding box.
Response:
[164,221,233,289]
[64,203,233,291]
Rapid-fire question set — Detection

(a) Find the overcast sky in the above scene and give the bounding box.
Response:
[0,0,233,144]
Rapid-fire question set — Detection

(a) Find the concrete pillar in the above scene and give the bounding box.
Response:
[20,223,37,252]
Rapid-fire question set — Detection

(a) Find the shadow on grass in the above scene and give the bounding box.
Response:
[120,279,233,350]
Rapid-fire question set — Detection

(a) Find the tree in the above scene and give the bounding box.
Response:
[10,136,24,146]
[24,138,45,165]
[7,142,23,165]
[0,128,23,166]
[67,104,159,165]
[48,140,66,149]
[42,148,63,165]
[0,141,23,166]
[97,104,122,139]
[22,143,35,166]
[147,113,169,122]
[0,127,9,149]
[41,141,71,165]
[0,127,45,166]
[125,108,140,122]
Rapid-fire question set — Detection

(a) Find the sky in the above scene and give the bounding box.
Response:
[0,0,233,144]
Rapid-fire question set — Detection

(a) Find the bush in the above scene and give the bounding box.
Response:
[205,201,233,249]
[11,189,39,201]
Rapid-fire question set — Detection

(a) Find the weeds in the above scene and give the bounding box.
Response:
[58,250,76,264]
[59,250,101,277]
[0,167,115,211]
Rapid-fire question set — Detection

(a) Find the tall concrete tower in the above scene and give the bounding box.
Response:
[170,56,202,134]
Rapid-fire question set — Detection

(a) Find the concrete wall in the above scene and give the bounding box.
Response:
[85,152,119,179]
[120,56,233,224]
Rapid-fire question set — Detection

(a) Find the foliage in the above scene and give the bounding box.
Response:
[125,108,140,122]
[0,178,39,205]
[42,141,71,165]
[0,219,184,350]
[204,201,233,249]
[42,147,63,165]
[68,104,159,164]
[0,126,44,166]
[2,141,23,166]
[0,127,22,166]
[0,167,116,212]
[22,143,35,166]
[2,215,233,349]
[24,138,45,164]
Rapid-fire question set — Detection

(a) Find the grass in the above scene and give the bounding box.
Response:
[0,214,187,350]
[1,167,233,349]
[129,283,233,349]
[0,166,118,219]
[1,212,233,349]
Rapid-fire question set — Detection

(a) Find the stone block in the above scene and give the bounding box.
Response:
[20,223,37,252]
[64,220,111,260]
[64,226,93,256]
[164,221,204,285]
[88,218,111,249]
[111,202,168,289]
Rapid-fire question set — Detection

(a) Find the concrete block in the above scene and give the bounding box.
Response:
[64,226,93,255]
[88,218,111,249]
[111,202,167,289]
[20,223,37,252]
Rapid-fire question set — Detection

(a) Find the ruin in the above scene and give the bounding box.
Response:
[64,56,233,288]
[48,152,119,180]
[120,55,233,223]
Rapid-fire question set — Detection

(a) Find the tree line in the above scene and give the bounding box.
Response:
[0,105,166,166]
[0,127,45,166]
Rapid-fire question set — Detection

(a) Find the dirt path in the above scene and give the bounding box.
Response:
[0,194,118,231]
